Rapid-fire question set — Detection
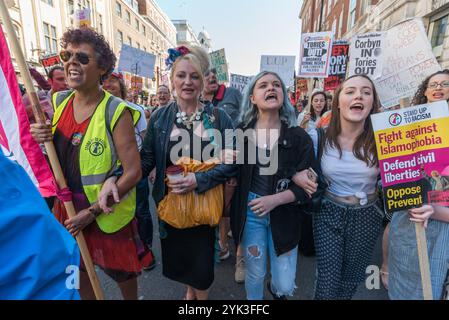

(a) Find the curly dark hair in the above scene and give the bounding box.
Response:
[412,69,449,105]
[60,28,116,82]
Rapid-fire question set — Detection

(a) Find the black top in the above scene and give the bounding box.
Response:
[250,147,273,197]
[140,102,237,205]
[230,119,316,256]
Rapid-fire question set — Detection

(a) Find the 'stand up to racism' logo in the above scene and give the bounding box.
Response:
[85,138,106,156]
[389,113,402,126]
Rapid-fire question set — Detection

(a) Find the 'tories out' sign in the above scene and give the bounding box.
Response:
[298,31,333,78]
[348,32,385,79]
[324,41,349,91]
[371,101,449,213]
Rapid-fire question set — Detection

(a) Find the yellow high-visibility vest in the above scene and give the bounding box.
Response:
[52,90,140,233]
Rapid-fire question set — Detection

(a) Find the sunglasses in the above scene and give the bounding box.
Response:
[427,81,449,89]
[59,50,91,65]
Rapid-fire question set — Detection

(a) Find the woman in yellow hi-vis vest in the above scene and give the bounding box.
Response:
[30,28,151,300]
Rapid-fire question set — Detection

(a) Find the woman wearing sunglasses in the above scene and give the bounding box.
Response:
[387,69,449,300]
[30,28,151,300]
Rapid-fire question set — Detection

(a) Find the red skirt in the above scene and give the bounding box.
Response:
[53,200,151,277]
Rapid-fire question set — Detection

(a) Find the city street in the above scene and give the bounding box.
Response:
[99,186,389,300]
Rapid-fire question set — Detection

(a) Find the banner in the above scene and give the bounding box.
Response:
[210,49,229,83]
[374,19,441,108]
[230,73,252,93]
[298,31,333,78]
[118,44,156,79]
[0,25,55,197]
[40,53,63,76]
[260,55,296,87]
[74,8,91,28]
[371,101,449,213]
[348,32,385,79]
[324,41,349,91]
[131,76,143,90]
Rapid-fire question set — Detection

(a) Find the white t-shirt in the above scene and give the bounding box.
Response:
[297,112,320,132]
[309,129,379,197]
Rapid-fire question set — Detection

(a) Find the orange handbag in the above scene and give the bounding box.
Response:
[157,157,224,229]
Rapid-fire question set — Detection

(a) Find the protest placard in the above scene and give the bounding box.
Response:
[374,19,441,108]
[296,78,308,92]
[118,44,156,79]
[260,55,296,87]
[371,101,449,214]
[324,40,349,91]
[348,32,385,79]
[230,73,252,93]
[210,49,229,83]
[74,9,91,28]
[39,53,63,76]
[298,32,333,78]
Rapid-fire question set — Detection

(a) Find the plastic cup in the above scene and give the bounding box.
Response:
[166,165,184,191]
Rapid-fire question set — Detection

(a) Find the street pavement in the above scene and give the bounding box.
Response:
[99,185,389,300]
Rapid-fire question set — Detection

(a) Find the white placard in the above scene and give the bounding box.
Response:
[348,32,385,79]
[298,31,333,78]
[260,55,296,87]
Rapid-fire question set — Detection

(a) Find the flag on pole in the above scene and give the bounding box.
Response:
[0,24,55,197]
[0,152,80,299]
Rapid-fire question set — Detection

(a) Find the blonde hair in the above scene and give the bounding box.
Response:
[169,45,210,91]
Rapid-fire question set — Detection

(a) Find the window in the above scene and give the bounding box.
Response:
[126,11,131,24]
[361,0,369,13]
[127,36,132,46]
[116,2,122,18]
[143,25,146,36]
[68,0,74,15]
[348,0,356,29]
[51,25,57,53]
[137,42,140,49]
[135,18,139,31]
[43,22,58,54]
[117,30,123,46]
[143,46,147,52]
[42,0,54,6]
[431,15,448,49]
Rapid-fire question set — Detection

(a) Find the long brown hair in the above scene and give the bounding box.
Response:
[411,69,449,105]
[325,74,380,167]
[309,91,328,121]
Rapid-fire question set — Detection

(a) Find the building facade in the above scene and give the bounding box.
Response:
[299,0,449,92]
[172,19,201,47]
[1,0,178,95]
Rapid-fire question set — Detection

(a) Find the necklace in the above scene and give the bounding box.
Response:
[176,107,203,129]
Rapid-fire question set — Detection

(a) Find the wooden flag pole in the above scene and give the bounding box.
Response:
[0,0,104,300]
[399,97,433,300]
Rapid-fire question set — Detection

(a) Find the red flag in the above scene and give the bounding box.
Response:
[0,24,56,197]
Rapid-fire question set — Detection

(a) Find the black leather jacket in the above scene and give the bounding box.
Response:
[230,119,315,256]
[141,102,237,205]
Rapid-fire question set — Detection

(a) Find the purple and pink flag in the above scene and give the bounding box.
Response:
[0,25,55,197]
